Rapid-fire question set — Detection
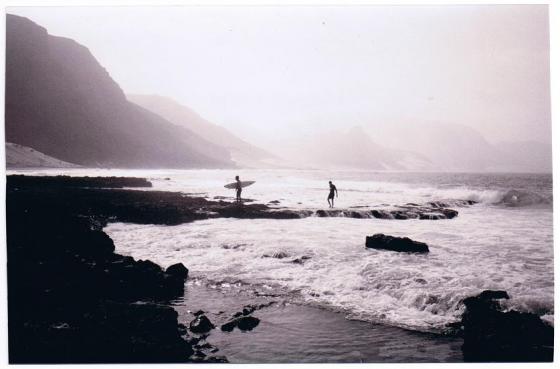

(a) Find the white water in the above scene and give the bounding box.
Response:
[11,168,553,332]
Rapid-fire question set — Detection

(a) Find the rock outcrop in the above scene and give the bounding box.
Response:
[7,178,204,363]
[460,290,553,362]
[365,234,429,253]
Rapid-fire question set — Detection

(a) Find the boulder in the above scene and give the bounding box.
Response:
[165,263,189,281]
[316,210,328,217]
[189,315,215,334]
[237,316,260,331]
[460,290,553,362]
[441,209,459,219]
[365,234,429,253]
[220,316,260,332]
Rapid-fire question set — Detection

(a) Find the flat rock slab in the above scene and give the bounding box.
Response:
[365,234,429,253]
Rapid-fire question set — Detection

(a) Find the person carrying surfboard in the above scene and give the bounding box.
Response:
[328,181,338,208]
[224,178,255,202]
[235,175,242,202]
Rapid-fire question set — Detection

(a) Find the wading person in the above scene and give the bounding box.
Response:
[328,181,338,208]
[235,175,242,202]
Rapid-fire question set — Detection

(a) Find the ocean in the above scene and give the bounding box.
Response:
[11,168,554,335]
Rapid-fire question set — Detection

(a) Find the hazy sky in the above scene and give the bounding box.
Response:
[9,5,551,146]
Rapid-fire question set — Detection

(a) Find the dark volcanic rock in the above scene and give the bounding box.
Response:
[365,234,429,253]
[7,175,305,226]
[166,263,189,281]
[477,290,509,301]
[220,316,260,332]
[316,210,328,217]
[189,315,215,334]
[7,183,197,363]
[7,175,473,226]
[8,175,152,188]
[237,316,260,331]
[370,210,393,219]
[441,209,459,219]
[460,290,553,362]
[220,320,238,332]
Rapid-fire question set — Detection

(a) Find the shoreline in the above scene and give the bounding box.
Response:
[6,174,553,363]
[172,280,464,363]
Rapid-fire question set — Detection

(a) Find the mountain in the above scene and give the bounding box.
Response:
[494,140,552,173]
[291,126,432,170]
[368,122,507,172]
[369,122,551,172]
[127,95,276,167]
[6,142,81,168]
[5,14,234,169]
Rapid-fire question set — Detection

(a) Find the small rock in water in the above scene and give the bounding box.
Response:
[365,234,429,253]
[189,315,215,334]
[220,320,237,332]
[220,316,261,332]
[441,209,459,219]
[263,251,290,259]
[237,316,260,331]
[291,255,311,264]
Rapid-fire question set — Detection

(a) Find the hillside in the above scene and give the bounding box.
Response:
[6,142,80,168]
[369,122,551,172]
[127,95,275,167]
[289,126,433,170]
[5,14,234,169]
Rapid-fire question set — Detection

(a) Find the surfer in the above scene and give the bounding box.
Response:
[328,181,338,208]
[235,175,242,202]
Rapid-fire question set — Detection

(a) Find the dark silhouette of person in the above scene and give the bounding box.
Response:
[328,181,338,208]
[235,175,242,202]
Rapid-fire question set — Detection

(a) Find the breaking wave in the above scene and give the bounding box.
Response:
[424,188,552,208]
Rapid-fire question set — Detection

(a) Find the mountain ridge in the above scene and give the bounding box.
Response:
[127,94,276,167]
[5,14,235,169]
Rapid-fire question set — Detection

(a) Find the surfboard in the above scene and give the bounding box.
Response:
[224,180,255,189]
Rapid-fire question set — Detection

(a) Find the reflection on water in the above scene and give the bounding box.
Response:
[174,282,463,363]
